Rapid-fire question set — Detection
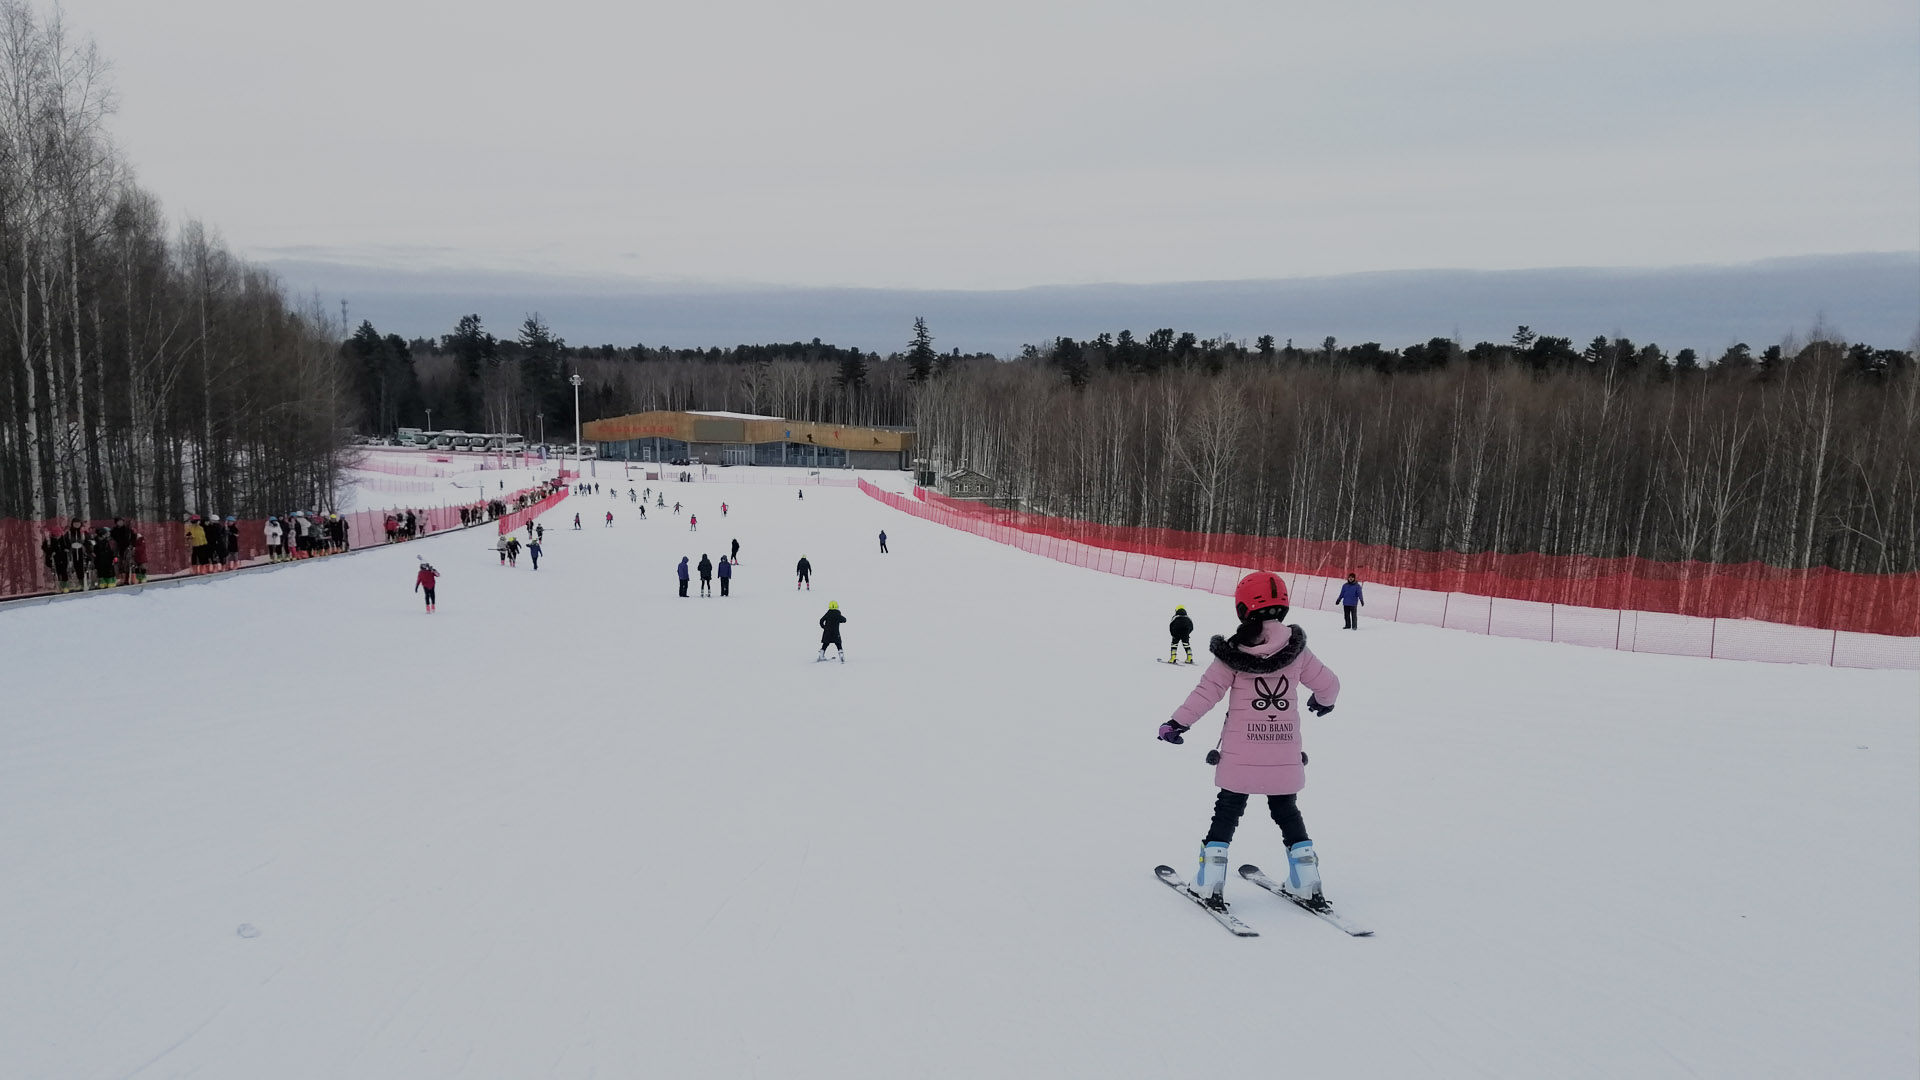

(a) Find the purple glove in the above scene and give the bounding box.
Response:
[1157,720,1189,744]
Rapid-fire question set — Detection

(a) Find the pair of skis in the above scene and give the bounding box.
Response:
[1154,864,1372,937]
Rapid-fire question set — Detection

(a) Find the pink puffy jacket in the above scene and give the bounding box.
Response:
[1168,622,1340,795]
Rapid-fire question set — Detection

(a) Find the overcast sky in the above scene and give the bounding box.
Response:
[62,0,1920,290]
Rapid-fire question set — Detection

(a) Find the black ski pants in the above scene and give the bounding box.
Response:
[678,579,688,597]
[1343,605,1358,629]
[1203,789,1308,848]
[421,586,436,608]
[720,578,730,596]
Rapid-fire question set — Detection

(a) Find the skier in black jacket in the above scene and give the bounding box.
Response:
[697,554,714,596]
[1168,605,1195,664]
[818,601,846,661]
[90,527,117,587]
[795,555,812,590]
[42,529,71,592]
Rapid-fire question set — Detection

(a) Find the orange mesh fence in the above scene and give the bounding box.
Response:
[862,481,1919,670]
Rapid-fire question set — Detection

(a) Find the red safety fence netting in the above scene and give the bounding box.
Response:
[498,487,569,535]
[861,481,1920,670]
[603,466,859,488]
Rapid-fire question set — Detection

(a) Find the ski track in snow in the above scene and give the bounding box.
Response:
[1,479,1915,1079]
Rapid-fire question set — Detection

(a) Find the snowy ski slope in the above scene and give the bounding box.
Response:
[1,481,1914,1079]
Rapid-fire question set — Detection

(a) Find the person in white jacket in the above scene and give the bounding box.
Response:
[265,516,284,561]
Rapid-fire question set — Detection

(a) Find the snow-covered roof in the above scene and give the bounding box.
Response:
[687,410,784,421]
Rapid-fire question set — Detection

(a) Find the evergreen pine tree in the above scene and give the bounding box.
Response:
[906,317,937,383]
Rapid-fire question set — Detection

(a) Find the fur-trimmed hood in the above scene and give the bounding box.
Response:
[1208,623,1308,673]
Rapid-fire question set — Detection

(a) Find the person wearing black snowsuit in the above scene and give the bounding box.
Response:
[730,538,740,562]
[1169,606,1195,664]
[697,555,714,596]
[795,556,812,590]
[110,519,136,584]
[204,519,226,566]
[818,605,846,658]
[879,530,888,553]
[43,532,70,592]
[91,528,117,586]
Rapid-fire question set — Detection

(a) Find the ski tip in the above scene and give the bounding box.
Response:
[1237,864,1262,876]
[1153,865,1178,877]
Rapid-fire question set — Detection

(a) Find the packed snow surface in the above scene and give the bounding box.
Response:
[2,481,1915,1079]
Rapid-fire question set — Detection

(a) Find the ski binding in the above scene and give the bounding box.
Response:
[1155,865,1258,936]
[1237,864,1373,936]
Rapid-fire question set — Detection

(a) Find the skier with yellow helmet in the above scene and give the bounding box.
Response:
[817,601,846,662]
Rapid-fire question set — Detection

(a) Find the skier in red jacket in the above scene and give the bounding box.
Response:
[415,561,440,612]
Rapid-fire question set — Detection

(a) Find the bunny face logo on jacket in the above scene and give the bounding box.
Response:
[1250,675,1291,713]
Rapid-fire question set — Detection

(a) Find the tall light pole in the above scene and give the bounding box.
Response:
[425,408,433,432]
[570,373,584,480]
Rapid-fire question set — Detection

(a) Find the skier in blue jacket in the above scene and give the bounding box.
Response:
[1338,573,1364,629]
[677,556,691,598]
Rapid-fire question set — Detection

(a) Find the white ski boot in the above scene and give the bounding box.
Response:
[1283,840,1322,902]
[1193,842,1231,908]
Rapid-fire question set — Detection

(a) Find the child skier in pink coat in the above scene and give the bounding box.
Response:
[1159,571,1341,909]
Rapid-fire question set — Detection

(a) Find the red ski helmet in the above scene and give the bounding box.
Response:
[1233,571,1290,622]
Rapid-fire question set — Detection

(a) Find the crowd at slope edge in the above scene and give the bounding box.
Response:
[39,518,151,592]
[29,480,564,597]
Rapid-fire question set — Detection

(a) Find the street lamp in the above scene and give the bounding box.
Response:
[425,408,433,433]
[569,373,584,480]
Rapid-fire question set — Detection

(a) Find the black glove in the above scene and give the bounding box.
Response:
[1157,720,1189,744]
[1305,695,1333,717]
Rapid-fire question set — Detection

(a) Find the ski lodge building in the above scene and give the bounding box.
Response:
[582,411,913,471]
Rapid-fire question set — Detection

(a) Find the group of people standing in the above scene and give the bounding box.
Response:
[185,514,248,572]
[677,550,734,596]
[41,519,148,591]
[262,512,348,563]
[382,511,427,543]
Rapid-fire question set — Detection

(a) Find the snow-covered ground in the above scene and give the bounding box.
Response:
[2,481,1914,1079]
[338,451,561,514]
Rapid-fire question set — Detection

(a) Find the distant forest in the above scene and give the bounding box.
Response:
[922,330,1918,576]
[349,309,1917,576]
[344,313,990,440]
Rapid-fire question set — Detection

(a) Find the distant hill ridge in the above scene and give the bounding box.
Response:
[269,252,1920,356]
